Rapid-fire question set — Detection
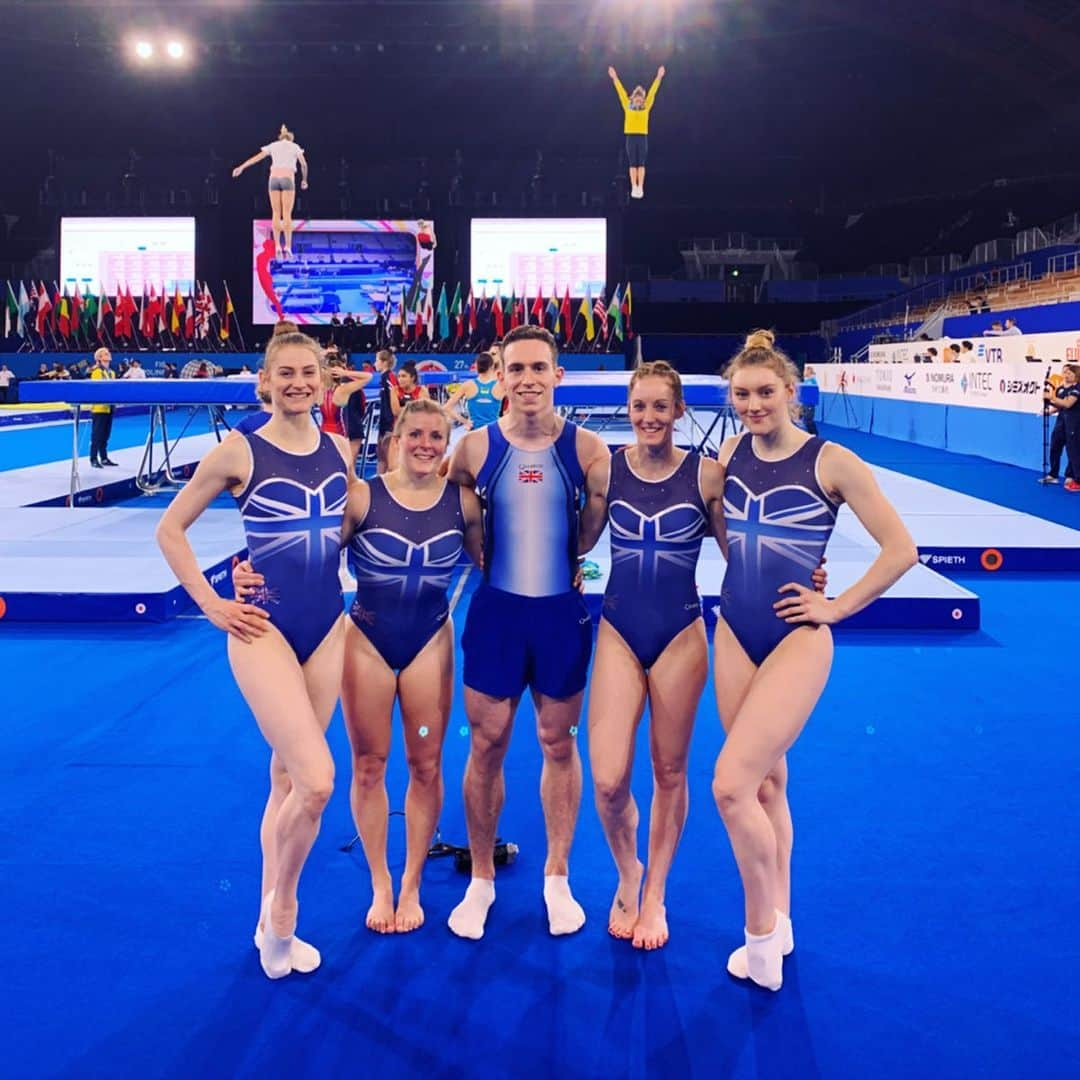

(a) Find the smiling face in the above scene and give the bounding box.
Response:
[264,343,322,415]
[629,374,684,450]
[729,364,796,436]
[395,406,449,477]
[501,338,562,417]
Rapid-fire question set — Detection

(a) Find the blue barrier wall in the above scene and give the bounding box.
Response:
[2,341,833,386]
[818,392,1044,470]
[1,351,253,380]
[0,350,614,383]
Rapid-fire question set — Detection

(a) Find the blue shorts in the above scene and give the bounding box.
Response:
[625,135,648,167]
[462,584,593,699]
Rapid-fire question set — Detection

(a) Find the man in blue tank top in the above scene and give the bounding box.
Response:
[445,350,505,431]
[447,326,609,941]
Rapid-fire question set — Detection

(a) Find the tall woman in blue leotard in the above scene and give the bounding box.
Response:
[157,332,351,980]
[342,398,483,933]
[713,330,917,990]
[579,362,727,950]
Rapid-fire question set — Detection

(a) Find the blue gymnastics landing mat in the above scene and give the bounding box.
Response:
[0,502,975,629]
[0,508,244,621]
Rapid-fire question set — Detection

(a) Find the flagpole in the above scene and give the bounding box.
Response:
[43,287,60,352]
[225,281,247,352]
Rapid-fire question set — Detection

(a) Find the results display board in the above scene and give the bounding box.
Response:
[470,218,606,298]
[251,219,433,325]
[60,217,196,295]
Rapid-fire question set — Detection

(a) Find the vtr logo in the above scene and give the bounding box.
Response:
[903,372,917,395]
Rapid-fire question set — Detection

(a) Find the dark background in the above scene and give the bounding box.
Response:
[4,0,1080,338]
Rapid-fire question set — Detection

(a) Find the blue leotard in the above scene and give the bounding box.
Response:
[348,477,465,670]
[602,449,707,669]
[719,434,838,665]
[235,429,349,663]
[468,379,501,428]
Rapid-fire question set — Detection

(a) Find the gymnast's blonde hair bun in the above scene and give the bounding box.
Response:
[279,124,294,141]
[725,328,798,385]
[743,328,776,351]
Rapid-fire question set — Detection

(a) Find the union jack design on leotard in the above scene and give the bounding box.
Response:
[242,474,348,576]
[608,500,706,583]
[351,528,462,605]
[722,477,834,587]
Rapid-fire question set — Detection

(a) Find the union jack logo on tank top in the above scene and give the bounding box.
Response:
[518,465,544,483]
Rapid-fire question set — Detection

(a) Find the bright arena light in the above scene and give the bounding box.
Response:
[134,40,153,60]
[166,40,185,60]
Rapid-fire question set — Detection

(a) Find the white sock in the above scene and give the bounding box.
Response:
[448,878,495,940]
[544,875,586,936]
[255,891,321,973]
[727,910,793,980]
[743,916,784,991]
[259,926,294,980]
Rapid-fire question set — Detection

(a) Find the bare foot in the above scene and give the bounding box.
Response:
[366,883,396,934]
[394,889,425,933]
[608,861,643,940]
[632,896,668,950]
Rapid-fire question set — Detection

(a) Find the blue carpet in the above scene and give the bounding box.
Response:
[819,422,1080,530]
[3,565,1079,1078]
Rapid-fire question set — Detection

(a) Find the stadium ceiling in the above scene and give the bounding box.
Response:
[7,0,1080,78]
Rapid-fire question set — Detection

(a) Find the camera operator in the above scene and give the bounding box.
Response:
[1042,364,1080,490]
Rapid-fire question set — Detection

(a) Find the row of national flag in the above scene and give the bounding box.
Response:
[391,283,632,350]
[3,281,238,348]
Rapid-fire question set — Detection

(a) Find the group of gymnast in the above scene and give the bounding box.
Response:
[156,321,917,991]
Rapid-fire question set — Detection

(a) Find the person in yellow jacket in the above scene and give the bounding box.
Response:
[89,347,119,468]
[609,64,665,199]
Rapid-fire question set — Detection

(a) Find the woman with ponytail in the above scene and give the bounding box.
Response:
[233,124,309,259]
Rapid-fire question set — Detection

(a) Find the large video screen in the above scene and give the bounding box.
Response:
[60,217,196,295]
[470,218,606,298]
[251,219,435,325]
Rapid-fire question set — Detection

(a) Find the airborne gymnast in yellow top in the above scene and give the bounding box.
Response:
[608,64,665,200]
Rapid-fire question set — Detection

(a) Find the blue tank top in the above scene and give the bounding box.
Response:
[234,429,349,656]
[469,379,501,427]
[720,435,838,627]
[605,449,707,612]
[348,477,465,625]
[475,420,584,597]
